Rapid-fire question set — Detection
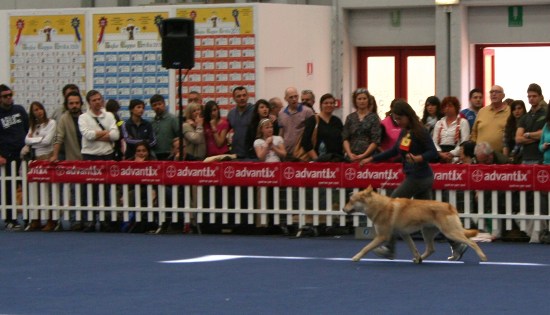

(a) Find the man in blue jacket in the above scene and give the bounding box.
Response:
[0,84,29,231]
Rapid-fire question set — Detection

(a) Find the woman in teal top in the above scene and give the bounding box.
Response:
[538,110,550,164]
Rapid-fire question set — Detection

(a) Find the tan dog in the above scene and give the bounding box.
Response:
[343,186,488,263]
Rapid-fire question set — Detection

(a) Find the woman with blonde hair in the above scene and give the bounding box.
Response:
[254,118,286,162]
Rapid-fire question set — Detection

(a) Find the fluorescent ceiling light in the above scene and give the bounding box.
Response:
[435,0,460,5]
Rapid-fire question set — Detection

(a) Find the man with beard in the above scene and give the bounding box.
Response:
[50,91,84,162]
[51,84,81,123]
[50,91,84,231]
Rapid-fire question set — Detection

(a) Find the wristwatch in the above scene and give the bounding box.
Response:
[525,132,530,139]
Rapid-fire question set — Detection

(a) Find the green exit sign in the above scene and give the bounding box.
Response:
[508,6,523,27]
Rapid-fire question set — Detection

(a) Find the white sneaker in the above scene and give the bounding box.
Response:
[5,222,22,231]
[373,246,395,260]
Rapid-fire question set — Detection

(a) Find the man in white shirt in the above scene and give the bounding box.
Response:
[78,90,120,160]
[78,90,120,232]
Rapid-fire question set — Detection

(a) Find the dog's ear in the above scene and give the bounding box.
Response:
[366,185,373,193]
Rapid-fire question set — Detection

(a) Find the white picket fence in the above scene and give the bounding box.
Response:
[2,161,549,237]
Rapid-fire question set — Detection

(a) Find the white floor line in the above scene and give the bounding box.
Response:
[159,254,549,266]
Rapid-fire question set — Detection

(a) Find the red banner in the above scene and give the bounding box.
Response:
[432,163,469,190]
[106,161,164,185]
[52,160,107,183]
[280,162,341,188]
[341,163,403,189]
[468,164,534,191]
[163,161,221,186]
[25,161,550,191]
[26,160,55,182]
[220,162,280,187]
[533,165,550,191]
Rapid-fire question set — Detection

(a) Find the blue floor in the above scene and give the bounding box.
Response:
[1,231,548,315]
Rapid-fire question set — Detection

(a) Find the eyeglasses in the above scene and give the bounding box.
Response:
[354,88,368,94]
[1,93,13,98]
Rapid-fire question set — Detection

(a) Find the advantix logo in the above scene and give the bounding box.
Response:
[343,168,399,181]
[165,165,217,178]
[283,167,337,180]
[56,165,103,176]
[224,166,276,179]
[28,166,49,175]
[471,169,528,182]
[109,165,160,177]
[434,169,466,181]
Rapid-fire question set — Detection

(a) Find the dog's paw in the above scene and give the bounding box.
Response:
[412,257,423,264]
[351,255,361,262]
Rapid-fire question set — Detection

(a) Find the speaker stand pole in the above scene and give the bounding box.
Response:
[178,66,184,161]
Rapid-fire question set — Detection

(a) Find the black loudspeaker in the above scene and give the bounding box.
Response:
[161,18,195,69]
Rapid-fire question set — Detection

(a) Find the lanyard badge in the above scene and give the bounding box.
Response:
[399,132,411,152]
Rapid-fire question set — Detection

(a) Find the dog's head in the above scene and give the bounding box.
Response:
[342,185,374,214]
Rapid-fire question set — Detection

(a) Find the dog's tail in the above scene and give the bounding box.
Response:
[464,229,479,238]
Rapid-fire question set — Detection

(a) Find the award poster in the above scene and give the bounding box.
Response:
[92,12,169,120]
[176,7,255,112]
[9,14,86,114]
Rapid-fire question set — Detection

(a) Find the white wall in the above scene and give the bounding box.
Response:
[255,3,331,110]
[494,47,550,107]
[0,0,120,9]
[468,5,550,44]
[348,7,435,46]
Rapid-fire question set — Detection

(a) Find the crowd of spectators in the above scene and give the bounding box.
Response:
[1,82,550,241]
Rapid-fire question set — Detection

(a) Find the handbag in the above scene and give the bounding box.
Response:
[292,115,320,162]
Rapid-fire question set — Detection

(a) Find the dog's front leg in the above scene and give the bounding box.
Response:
[352,236,387,262]
[401,233,422,264]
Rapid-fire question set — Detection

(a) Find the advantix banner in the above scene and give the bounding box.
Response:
[26,160,550,191]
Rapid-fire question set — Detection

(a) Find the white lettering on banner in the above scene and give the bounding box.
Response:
[434,170,464,181]
[58,165,104,176]
[176,166,217,178]
[356,169,399,180]
[28,167,48,175]
[120,166,159,177]
[483,170,528,182]
[295,169,337,179]
[235,167,276,178]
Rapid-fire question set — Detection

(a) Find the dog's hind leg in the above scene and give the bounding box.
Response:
[351,236,388,262]
[401,233,422,264]
[463,239,488,262]
[420,227,438,260]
